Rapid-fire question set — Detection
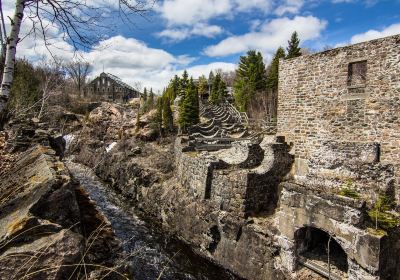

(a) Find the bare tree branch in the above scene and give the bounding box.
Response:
[0,0,155,121]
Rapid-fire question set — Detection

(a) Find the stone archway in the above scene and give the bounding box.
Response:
[295,227,348,278]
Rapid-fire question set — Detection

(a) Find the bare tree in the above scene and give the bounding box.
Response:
[133,81,143,94]
[36,58,65,120]
[0,0,155,119]
[64,59,92,96]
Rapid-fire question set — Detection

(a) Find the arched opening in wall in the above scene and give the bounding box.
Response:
[295,227,348,279]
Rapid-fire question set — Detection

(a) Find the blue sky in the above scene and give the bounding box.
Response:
[4,0,400,91]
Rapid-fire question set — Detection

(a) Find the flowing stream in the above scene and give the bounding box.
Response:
[66,161,241,280]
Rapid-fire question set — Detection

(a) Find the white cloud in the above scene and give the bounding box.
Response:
[156,23,223,42]
[331,0,378,6]
[155,0,233,26]
[3,0,237,92]
[81,37,235,91]
[180,62,237,78]
[350,23,400,44]
[275,0,304,16]
[156,0,302,27]
[155,0,306,41]
[2,5,75,63]
[203,16,327,59]
[14,29,231,91]
[235,0,273,12]
[79,36,199,91]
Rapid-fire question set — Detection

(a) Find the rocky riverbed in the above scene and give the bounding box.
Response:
[66,161,241,280]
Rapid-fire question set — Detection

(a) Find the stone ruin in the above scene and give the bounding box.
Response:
[175,34,400,280]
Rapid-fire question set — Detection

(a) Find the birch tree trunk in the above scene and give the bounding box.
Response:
[0,0,7,57]
[0,0,25,115]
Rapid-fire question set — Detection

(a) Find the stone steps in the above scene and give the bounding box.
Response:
[188,101,250,151]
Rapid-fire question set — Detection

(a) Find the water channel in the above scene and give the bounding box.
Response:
[66,161,241,280]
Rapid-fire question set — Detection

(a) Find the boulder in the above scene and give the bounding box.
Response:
[0,145,124,279]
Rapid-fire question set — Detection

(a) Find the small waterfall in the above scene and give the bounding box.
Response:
[63,134,75,151]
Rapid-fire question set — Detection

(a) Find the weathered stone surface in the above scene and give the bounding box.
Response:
[0,145,125,279]
[0,229,84,280]
[275,182,400,279]
[277,34,400,206]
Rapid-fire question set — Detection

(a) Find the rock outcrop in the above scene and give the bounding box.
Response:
[0,145,124,279]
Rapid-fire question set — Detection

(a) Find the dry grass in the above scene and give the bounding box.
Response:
[0,221,134,280]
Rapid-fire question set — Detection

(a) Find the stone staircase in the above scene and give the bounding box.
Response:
[188,101,250,151]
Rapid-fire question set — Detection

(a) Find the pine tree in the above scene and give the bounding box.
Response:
[233,78,254,112]
[198,75,208,99]
[217,79,227,103]
[233,50,266,111]
[147,87,155,110]
[155,96,163,125]
[179,70,189,97]
[171,75,180,101]
[286,31,301,59]
[179,78,199,131]
[162,96,174,131]
[143,87,148,101]
[266,47,286,91]
[209,73,221,104]
[208,71,215,84]
[165,86,175,104]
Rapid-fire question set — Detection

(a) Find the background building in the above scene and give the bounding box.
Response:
[86,72,140,102]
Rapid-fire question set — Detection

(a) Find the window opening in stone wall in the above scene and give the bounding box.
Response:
[347,61,367,87]
[296,227,348,279]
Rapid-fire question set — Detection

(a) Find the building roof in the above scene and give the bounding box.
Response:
[92,72,138,92]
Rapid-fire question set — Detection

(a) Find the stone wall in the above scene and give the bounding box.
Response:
[275,182,395,280]
[277,34,400,204]
[175,137,293,216]
[174,137,223,199]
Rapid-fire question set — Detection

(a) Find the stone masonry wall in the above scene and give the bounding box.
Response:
[277,34,400,204]
[275,182,393,280]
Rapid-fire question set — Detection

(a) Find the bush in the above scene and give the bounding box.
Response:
[368,194,399,231]
[338,179,360,199]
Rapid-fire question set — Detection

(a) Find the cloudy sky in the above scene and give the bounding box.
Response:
[3,0,400,92]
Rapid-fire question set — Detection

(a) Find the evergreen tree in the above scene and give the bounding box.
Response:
[165,86,175,104]
[233,78,252,112]
[162,96,174,131]
[143,87,148,101]
[179,70,189,97]
[198,75,208,99]
[233,50,266,111]
[171,75,180,101]
[147,87,155,110]
[154,96,163,131]
[208,71,215,84]
[286,31,301,59]
[209,73,221,104]
[266,47,286,91]
[179,78,199,131]
[217,79,227,103]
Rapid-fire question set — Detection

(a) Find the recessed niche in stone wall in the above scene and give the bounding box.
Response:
[347,60,367,88]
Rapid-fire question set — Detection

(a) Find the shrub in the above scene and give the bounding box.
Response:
[368,194,399,231]
[338,179,360,199]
